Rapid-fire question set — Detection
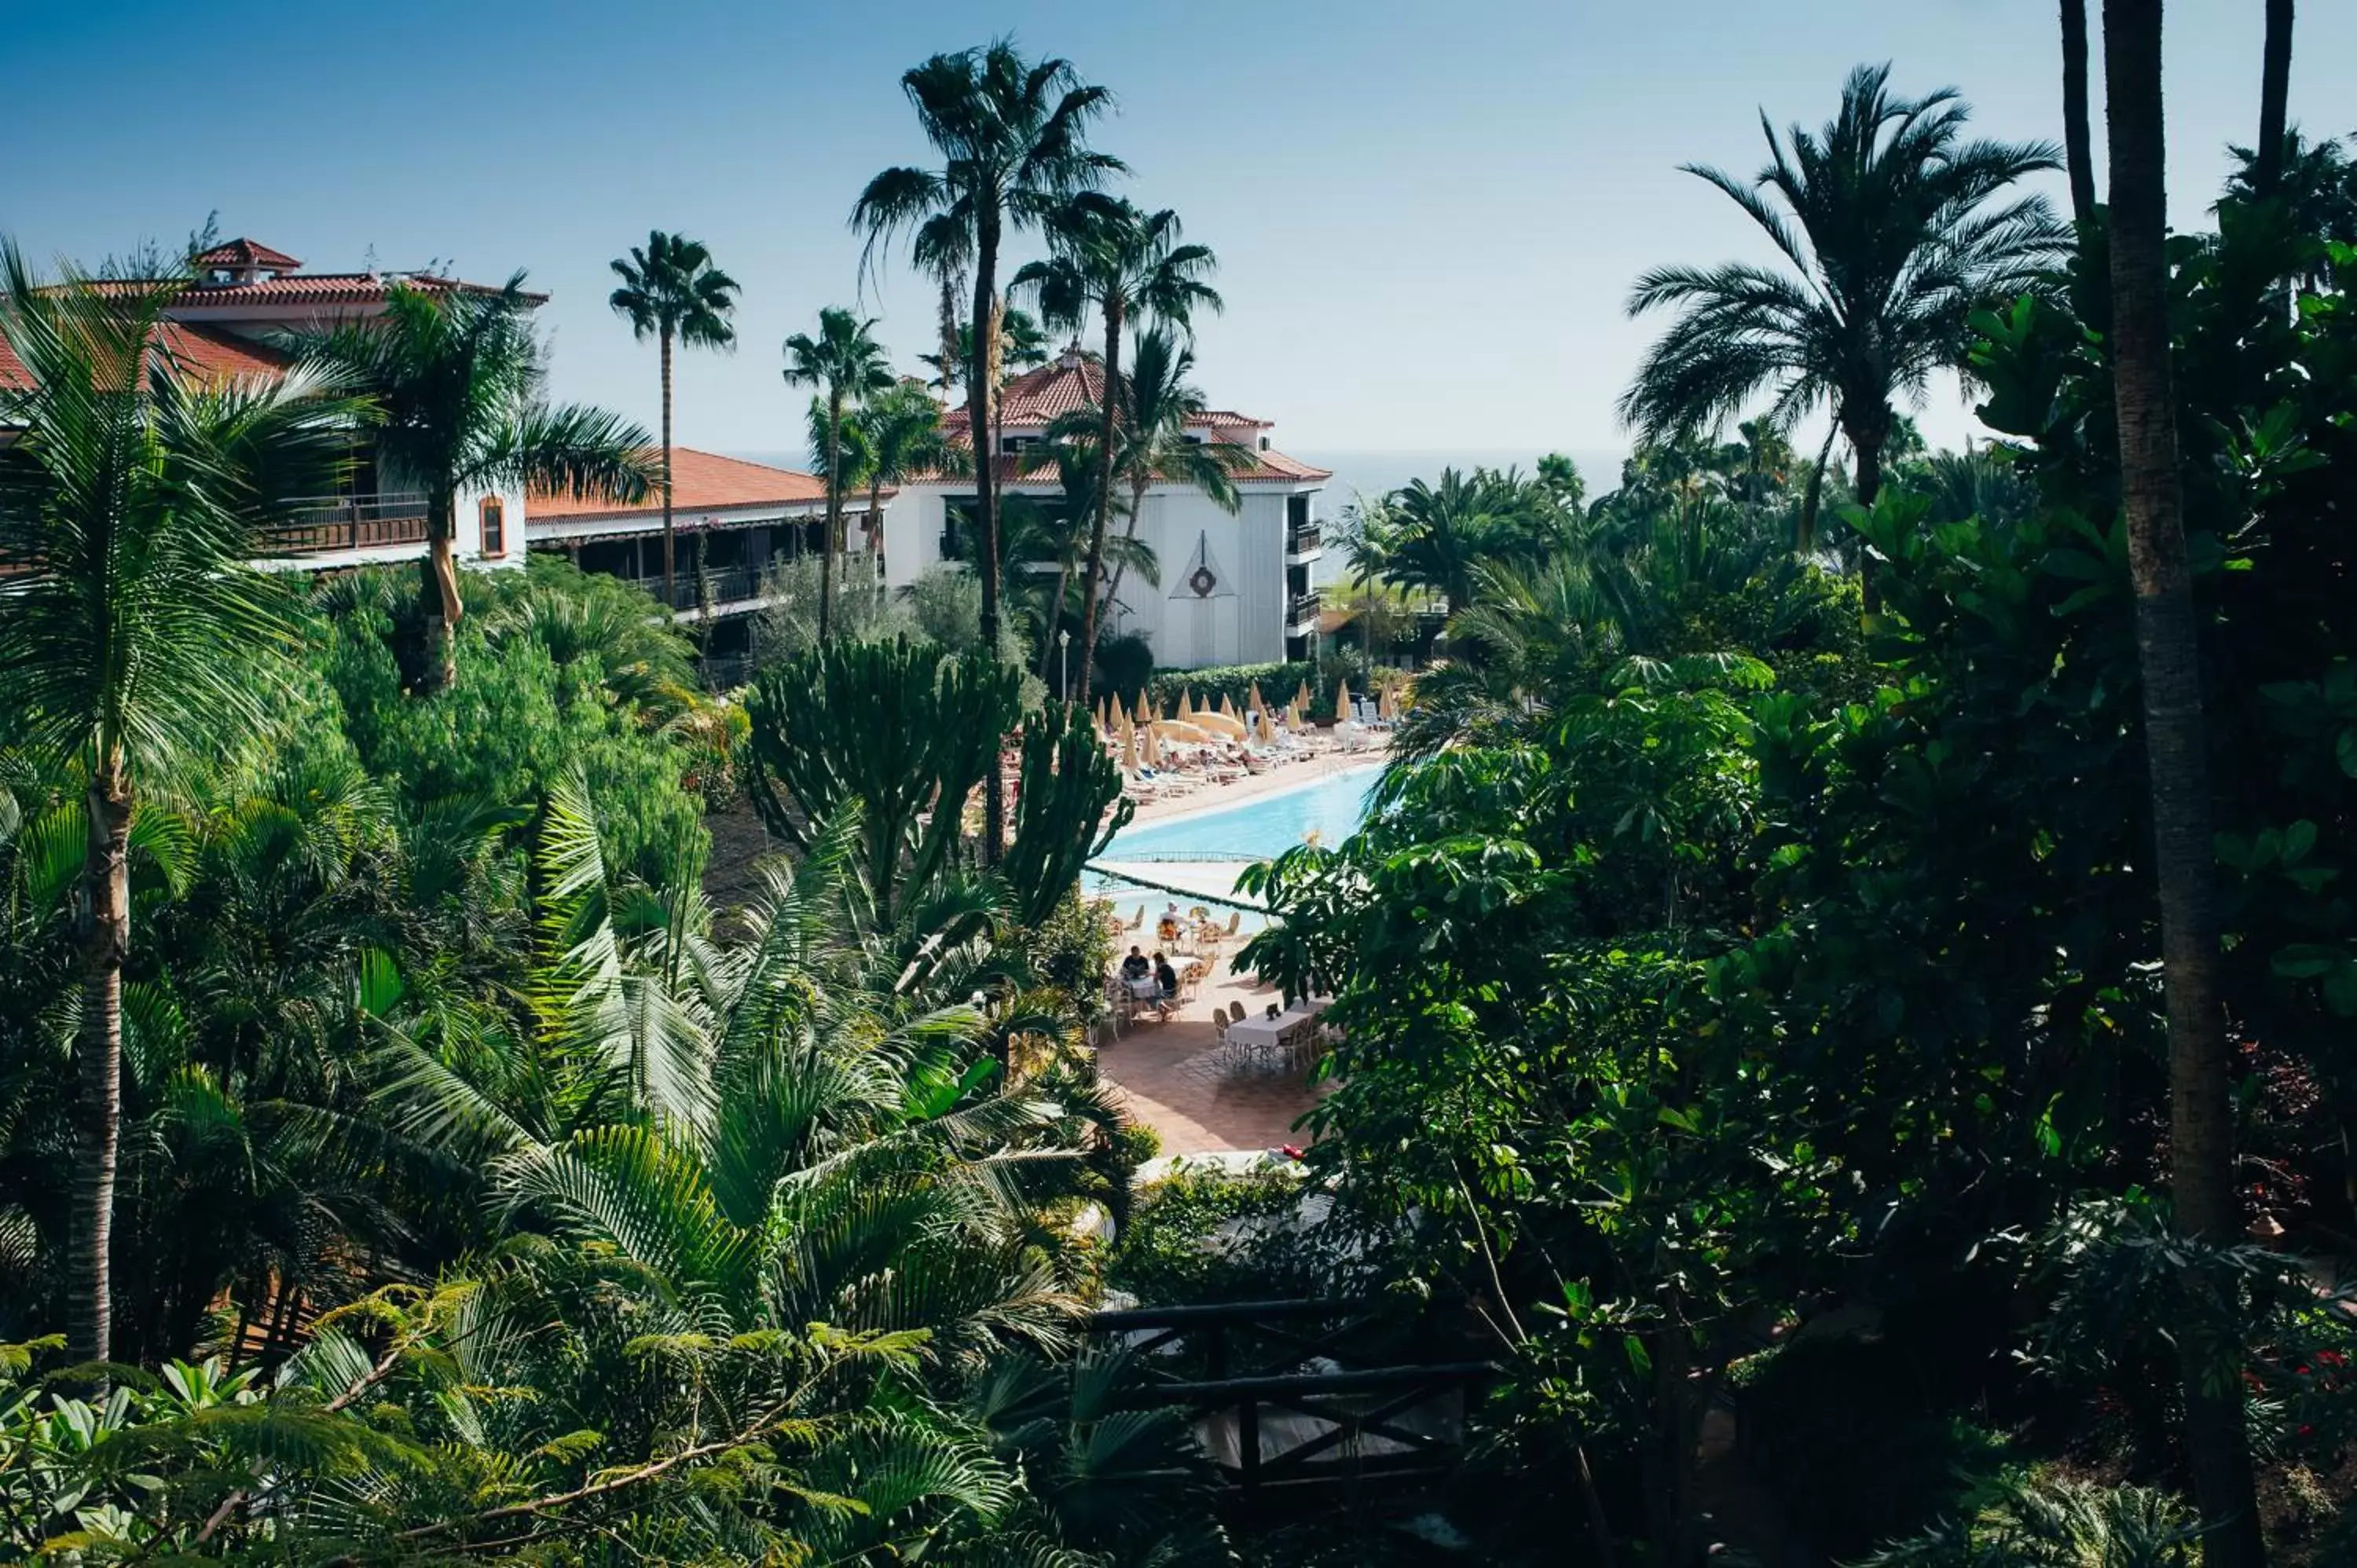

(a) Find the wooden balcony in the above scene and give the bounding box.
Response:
[255,493,431,557]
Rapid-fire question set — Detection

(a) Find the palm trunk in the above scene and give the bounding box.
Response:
[972,216,1005,864]
[1850,420,1886,616]
[2103,4,2267,1561]
[867,477,885,609]
[71,761,133,1368]
[937,269,962,400]
[2062,0,2099,224]
[1074,298,1124,708]
[2254,0,2293,195]
[820,390,841,643]
[661,329,677,610]
[421,492,462,691]
[1104,472,1151,616]
[1038,562,1071,687]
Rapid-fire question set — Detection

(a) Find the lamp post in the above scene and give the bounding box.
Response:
[1058,628,1072,705]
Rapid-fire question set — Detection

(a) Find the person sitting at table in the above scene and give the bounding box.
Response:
[1120,947,1151,983]
[1157,903,1181,944]
[1153,952,1179,1001]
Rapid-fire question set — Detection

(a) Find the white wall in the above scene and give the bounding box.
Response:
[879,479,1314,669]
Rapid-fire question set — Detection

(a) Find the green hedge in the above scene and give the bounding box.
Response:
[1142,660,1321,718]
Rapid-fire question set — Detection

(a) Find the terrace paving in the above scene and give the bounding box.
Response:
[1094,947,1333,1156]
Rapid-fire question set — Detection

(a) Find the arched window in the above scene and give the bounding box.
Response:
[478,496,505,558]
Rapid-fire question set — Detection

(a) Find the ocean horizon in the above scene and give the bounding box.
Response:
[724,446,1631,511]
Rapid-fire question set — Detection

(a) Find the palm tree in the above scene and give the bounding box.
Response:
[2254,0,2295,196]
[1376,467,1550,617]
[1619,64,2066,587]
[2102,2,2266,1559]
[1014,196,1221,705]
[782,309,893,643]
[291,277,655,689]
[1100,326,1251,614]
[0,247,360,1364]
[855,379,966,595]
[851,38,1121,863]
[608,231,741,612]
[2061,0,2099,224]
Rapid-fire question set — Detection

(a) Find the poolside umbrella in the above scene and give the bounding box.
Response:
[1177,689,1193,721]
[1248,682,1266,715]
[1142,723,1160,768]
[1120,721,1138,772]
[1135,691,1153,726]
[1219,693,1237,720]
[1333,678,1350,723]
[1295,679,1312,711]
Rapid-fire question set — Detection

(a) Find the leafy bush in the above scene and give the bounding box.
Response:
[313,570,705,880]
[1105,1169,1328,1306]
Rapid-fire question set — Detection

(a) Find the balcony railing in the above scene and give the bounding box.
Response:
[1285,521,1322,558]
[256,493,430,557]
[628,566,765,614]
[1286,588,1324,628]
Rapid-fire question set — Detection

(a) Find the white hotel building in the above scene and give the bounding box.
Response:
[881,347,1331,668]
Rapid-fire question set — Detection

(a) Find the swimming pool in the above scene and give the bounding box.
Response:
[1085,763,1382,924]
[1104,764,1382,863]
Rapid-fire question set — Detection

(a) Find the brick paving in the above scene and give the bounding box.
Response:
[1095,951,1334,1155]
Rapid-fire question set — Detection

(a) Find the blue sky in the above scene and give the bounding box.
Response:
[11,2,2354,470]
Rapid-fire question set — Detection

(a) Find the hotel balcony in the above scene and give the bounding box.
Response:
[629,565,767,619]
[1284,519,1323,566]
[1285,588,1324,634]
[255,493,430,558]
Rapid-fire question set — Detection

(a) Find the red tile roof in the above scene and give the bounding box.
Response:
[192,238,302,271]
[0,321,291,392]
[941,353,1276,437]
[159,272,544,308]
[529,446,833,521]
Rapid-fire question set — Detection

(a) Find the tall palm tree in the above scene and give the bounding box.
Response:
[2253,0,2295,196]
[855,379,967,595]
[851,38,1121,863]
[1619,64,2066,589]
[782,308,893,643]
[1376,467,1549,618]
[1099,327,1250,614]
[1015,197,1221,705]
[0,247,360,1363]
[291,277,655,689]
[608,231,741,611]
[2061,0,2099,224]
[2102,2,2265,1560]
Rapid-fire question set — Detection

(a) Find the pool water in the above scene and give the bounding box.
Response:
[1102,764,1382,863]
[1085,764,1381,927]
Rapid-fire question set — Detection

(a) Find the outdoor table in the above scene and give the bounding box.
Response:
[1225,998,1327,1052]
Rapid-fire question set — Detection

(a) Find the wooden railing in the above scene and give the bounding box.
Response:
[1286,521,1322,557]
[256,493,431,557]
[1087,1298,1490,1500]
[1286,589,1324,628]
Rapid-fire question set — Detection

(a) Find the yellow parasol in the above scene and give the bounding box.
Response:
[1193,712,1245,739]
[1219,693,1237,720]
[1120,721,1138,772]
[1135,691,1153,726]
[1259,709,1277,745]
[1142,723,1161,768]
[1295,679,1313,711]
[1333,678,1350,722]
[1248,682,1266,715]
[1176,688,1193,721]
